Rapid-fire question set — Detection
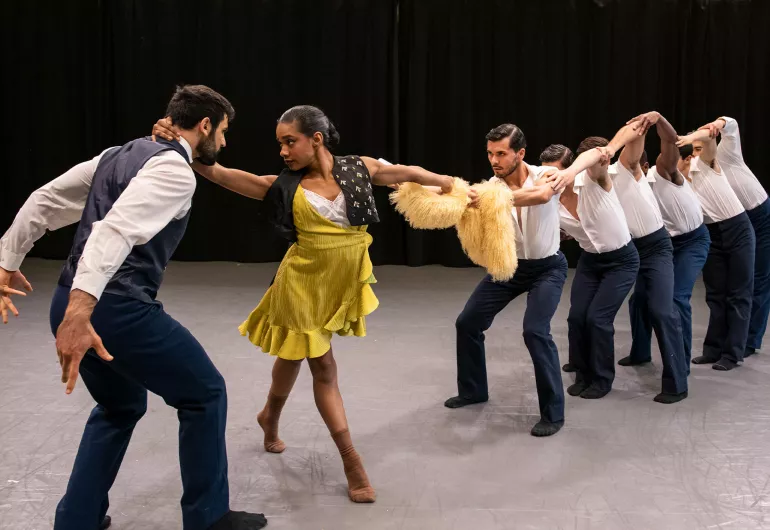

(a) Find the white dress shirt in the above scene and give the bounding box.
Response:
[303,188,350,228]
[717,117,768,211]
[648,165,704,237]
[688,156,745,224]
[568,170,632,253]
[0,138,195,299]
[559,204,595,253]
[609,161,664,239]
[490,164,561,260]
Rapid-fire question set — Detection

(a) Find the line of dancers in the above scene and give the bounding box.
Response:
[0,85,767,530]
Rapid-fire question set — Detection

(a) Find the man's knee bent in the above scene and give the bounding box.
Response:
[522,323,548,345]
[99,399,148,424]
[586,312,613,331]
[455,311,485,335]
[179,368,227,410]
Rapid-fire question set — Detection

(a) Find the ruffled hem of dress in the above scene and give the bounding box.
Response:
[238,284,379,360]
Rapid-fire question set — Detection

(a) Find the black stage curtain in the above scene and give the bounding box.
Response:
[3,0,768,268]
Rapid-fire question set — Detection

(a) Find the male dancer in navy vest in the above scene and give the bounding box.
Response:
[0,85,267,530]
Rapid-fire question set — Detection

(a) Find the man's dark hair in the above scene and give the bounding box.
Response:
[539,144,575,168]
[577,136,609,155]
[166,85,235,131]
[679,144,694,159]
[486,123,526,151]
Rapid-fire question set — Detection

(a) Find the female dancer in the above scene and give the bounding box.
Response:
[153,106,454,503]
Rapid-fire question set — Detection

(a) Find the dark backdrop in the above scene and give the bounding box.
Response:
[3,0,768,268]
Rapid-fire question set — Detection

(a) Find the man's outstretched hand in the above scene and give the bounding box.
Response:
[627,111,661,136]
[0,268,33,324]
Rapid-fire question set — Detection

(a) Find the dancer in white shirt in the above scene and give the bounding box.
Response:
[539,144,579,375]
[0,85,267,530]
[692,117,769,358]
[612,112,688,403]
[677,127,755,370]
[553,125,645,400]
[444,124,570,437]
[642,116,711,374]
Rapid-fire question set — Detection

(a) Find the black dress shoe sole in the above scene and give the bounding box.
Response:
[444,396,488,409]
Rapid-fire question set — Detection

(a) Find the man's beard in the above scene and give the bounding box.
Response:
[498,158,520,179]
[197,133,220,166]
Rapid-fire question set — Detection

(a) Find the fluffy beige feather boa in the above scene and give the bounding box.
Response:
[390,177,517,281]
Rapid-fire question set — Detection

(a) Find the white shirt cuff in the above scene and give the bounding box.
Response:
[720,116,736,132]
[71,262,110,300]
[0,244,25,272]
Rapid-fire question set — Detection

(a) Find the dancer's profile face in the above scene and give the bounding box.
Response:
[487,139,524,178]
[197,115,229,166]
[277,121,317,171]
[692,140,704,158]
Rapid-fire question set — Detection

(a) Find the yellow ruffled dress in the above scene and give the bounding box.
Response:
[239,186,379,360]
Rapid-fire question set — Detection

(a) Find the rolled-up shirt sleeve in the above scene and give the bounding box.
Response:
[718,116,744,163]
[72,154,196,300]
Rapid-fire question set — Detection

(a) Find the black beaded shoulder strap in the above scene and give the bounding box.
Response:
[333,155,380,226]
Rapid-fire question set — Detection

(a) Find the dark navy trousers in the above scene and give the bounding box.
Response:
[568,242,639,392]
[747,198,770,351]
[671,225,711,370]
[50,286,230,530]
[455,253,567,423]
[703,212,756,363]
[627,227,689,394]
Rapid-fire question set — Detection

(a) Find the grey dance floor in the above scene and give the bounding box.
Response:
[2,259,770,530]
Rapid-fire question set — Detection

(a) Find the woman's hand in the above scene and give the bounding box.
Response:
[152,117,181,142]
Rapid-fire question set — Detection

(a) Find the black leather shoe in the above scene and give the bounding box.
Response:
[208,510,268,530]
[444,395,488,409]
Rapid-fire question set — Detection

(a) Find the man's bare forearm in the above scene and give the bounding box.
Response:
[607,124,642,156]
[64,289,98,320]
[655,115,678,144]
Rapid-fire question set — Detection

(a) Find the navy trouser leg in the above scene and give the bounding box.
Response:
[747,199,770,350]
[567,254,601,388]
[456,276,519,400]
[585,245,640,392]
[672,225,710,371]
[703,214,755,364]
[568,244,639,392]
[723,215,756,363]
[633,229,688,394]
[628,271,652,363]
[703,227,729,361]
[521,254,568,423]
[50,286,230,530]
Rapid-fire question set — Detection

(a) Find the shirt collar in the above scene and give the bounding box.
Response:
[645,167,657,183]
[689,157,701,174]
[178,137,193,163]
[573,170,586,194]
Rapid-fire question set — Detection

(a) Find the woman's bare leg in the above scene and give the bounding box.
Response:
[257,357,302,453]
[308,348,375,503]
